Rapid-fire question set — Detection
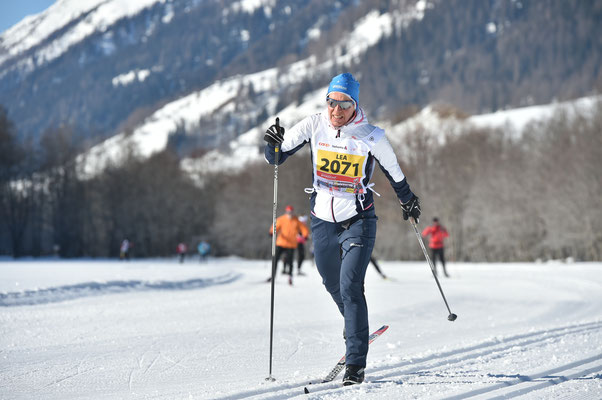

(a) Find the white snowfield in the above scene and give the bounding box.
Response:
[1,258,601,399]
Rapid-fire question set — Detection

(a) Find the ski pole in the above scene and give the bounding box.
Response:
[266,117,281,382]
[409,217,457,322]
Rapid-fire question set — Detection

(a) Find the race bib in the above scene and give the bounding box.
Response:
[316,149,366,194]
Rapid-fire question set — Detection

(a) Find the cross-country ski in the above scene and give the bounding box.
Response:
[303,324,389,393]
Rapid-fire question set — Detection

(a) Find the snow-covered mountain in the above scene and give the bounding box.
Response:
[0,0,164,76]
[76,52,602,180]
[2,0,364,138]
[2,0,600,148]
[74,0,434,177]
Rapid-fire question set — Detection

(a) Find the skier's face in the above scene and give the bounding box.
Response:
[327,92,355,128]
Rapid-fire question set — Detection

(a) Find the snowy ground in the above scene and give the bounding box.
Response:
[1,258,601,399]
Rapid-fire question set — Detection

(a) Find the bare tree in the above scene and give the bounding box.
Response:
[0,106,34,257]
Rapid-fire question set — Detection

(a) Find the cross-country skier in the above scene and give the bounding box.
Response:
[422,217,450,277]
[177,242,187,264]
[264,73,421,385]
[198,240,211,262]
[268,205,309,285]
[120,239,131,260]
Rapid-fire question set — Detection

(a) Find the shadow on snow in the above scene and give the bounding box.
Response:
[0,273,241,307]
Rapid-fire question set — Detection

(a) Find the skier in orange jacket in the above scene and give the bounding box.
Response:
[421,217,450,277]
[269,205,309,284]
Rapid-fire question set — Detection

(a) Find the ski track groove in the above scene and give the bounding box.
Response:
[143,353,161,375]
[211,320,602,400]
[128,368,135,391]
[286,332,304,362]
[301,321,602,399]
[158,354,189,374]
[443,355,602,399]
[371,320,602,381]
[41,365,96,390]
[129,347,154,390]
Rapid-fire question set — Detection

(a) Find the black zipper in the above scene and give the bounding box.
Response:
[331,197,336,223]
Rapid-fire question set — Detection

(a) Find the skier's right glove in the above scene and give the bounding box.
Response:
[401,195,421,223]
[264,120,284,146]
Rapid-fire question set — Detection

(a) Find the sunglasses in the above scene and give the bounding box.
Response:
[326,97,355,110]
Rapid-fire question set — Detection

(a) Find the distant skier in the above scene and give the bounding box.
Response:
[268,205,309,285]
[120,239,131,260]
[198,241,211,262]
[177,242,187,264]
[421,217,450,277]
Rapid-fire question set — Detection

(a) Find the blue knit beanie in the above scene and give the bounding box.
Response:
[327,73,360,109]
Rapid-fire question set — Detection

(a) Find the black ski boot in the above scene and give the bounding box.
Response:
[342,364,364,386]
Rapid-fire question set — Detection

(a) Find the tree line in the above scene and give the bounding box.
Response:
[1,101,600,261]
[0,105,213,258]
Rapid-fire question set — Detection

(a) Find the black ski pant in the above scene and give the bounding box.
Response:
[275,246,294,276]
[311,210,377,368]
[297,242,305,272]
[430,247,448,276]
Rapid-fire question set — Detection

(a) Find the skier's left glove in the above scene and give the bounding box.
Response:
[401,195,421,223]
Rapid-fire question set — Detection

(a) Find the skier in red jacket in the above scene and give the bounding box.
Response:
[421,217,450,277]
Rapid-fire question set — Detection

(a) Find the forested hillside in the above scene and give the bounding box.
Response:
[0,0,357,142]
[357,0,602,117]
[2,99,600,261]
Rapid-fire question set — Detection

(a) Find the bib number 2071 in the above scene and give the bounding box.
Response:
[320,158,359,176]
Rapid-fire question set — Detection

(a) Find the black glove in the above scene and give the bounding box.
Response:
[264,118,284,146]
[401,195,421,223]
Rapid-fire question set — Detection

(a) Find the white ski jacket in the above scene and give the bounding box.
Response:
[265,108,414,223]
